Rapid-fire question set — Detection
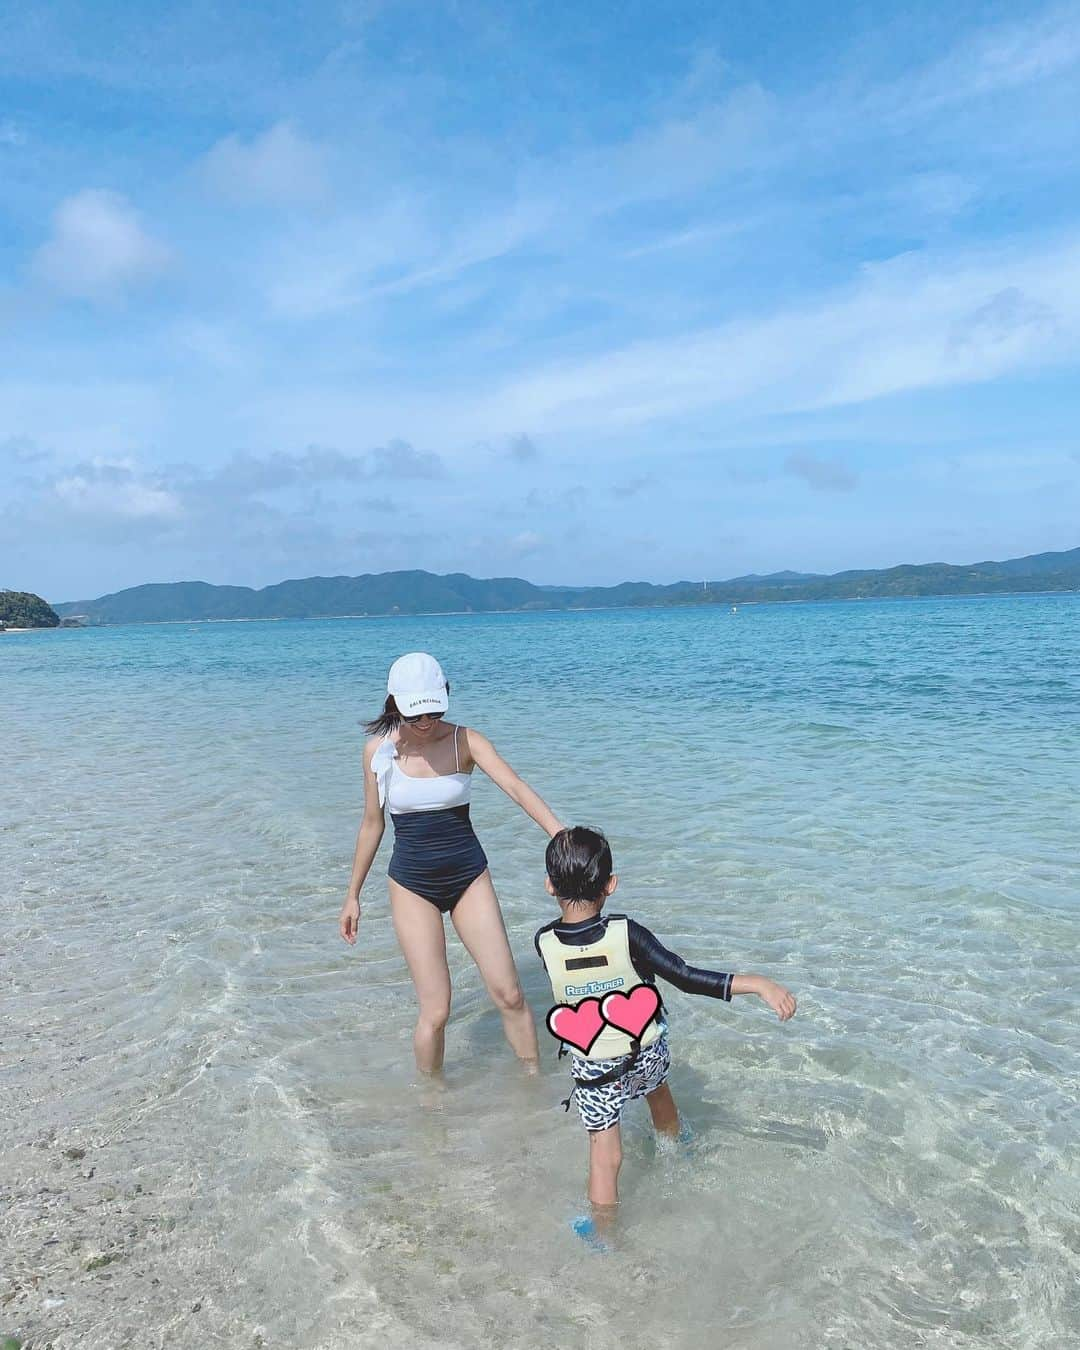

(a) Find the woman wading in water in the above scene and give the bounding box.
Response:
[339,652,561,1071]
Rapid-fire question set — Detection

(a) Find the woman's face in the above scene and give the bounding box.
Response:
[401,712,443,740]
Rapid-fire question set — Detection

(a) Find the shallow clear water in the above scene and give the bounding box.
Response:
[3,596,1079,1349]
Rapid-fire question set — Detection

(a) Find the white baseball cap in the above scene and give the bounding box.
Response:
[387,652,449,716]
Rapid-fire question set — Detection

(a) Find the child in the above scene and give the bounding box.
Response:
[535,826,796,1233]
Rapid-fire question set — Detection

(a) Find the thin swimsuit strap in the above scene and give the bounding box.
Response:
[454,724,461,774]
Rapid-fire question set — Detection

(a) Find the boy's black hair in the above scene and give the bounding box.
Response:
[545,826,613,905]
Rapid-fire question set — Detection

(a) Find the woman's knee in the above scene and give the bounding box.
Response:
[489,981,526,1015]
[418,997,452,1032]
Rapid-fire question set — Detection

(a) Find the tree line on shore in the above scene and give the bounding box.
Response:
[44,544,1080,624]
[0,591,59,628]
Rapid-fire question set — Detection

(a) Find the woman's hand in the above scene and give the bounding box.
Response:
[339,895,361,945]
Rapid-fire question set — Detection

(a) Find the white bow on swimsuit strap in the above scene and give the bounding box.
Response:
[371,736,398,809]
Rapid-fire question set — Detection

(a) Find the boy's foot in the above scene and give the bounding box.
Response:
[655,1120,694,1157]
[570,1216,610,1254]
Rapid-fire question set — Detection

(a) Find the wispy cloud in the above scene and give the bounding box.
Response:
[476,233,1080,435]
[622,222,749,260]
[911,3,1080,109]
[262,193,550,318]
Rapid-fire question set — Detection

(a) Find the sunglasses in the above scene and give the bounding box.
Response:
[401,710,445,724]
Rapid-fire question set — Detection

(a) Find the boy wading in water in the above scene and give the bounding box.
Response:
[535,827,796,1241]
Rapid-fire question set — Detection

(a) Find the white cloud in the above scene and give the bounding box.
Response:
[32,190,171,301]
[54,464,183,520]
[202,122,329,205]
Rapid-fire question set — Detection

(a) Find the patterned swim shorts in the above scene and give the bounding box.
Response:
[569,1032,672,1133]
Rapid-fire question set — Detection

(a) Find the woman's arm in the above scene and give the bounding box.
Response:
[465,728,562,838]
[339,738,387,944]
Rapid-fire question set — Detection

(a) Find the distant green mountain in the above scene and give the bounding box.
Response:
[1,590,60,628]
[53,547,1080,624]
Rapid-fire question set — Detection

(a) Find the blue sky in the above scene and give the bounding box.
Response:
[3,0,1080,601]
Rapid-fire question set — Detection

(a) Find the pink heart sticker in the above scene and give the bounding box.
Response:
[547,999,605,1055]
[600,984,660,1041]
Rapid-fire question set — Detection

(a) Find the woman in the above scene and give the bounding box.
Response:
[338,652,561,1072]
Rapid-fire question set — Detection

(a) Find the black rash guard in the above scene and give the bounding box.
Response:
[534,911,733,1001]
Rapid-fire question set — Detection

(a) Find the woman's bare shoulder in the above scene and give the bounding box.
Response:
[462,726,497,763]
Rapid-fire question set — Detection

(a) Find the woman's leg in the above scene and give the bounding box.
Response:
[645,1081,680,1138]
[450,871,539,1065]
[389,879,452,1074]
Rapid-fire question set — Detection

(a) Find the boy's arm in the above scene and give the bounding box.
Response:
[629,922,797,1021]
[628,920,733,1000]
[730,974,797,1021]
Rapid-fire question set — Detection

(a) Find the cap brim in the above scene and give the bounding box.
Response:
[396,690,449,716]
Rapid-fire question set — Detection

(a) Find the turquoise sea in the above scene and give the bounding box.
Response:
[3,595,1079,1349]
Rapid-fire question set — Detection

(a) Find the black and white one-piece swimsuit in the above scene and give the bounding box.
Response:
[373,727,488,913]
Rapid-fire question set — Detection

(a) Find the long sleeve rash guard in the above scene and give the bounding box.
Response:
[534,911,733,1001]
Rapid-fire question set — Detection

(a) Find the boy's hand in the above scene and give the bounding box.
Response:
[758,979,796,1021]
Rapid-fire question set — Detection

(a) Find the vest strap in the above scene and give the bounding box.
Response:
[558,1039,643,1113]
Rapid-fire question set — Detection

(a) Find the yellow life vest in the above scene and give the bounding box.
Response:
[538,915,663,1060]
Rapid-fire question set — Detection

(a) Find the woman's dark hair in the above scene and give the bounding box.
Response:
[365,682,451,736]
[365,695,401,737]
[545,826,613,904]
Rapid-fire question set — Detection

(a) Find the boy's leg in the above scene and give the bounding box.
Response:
[645,1081,680,1137]
[587,1125,622,1231]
